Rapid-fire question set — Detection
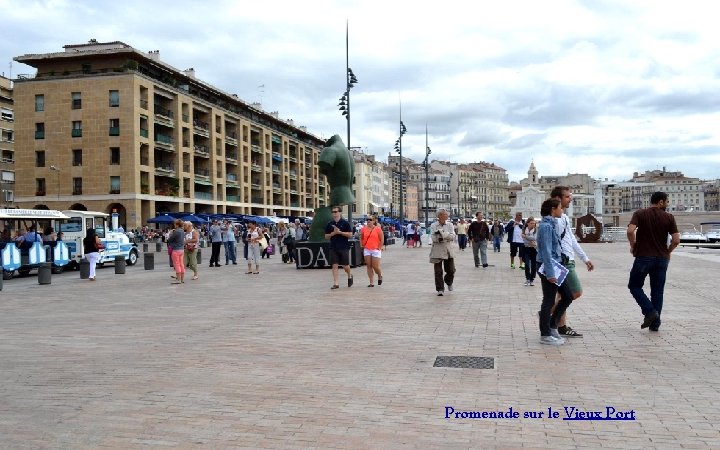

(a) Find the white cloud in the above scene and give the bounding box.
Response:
[2,0,719,182]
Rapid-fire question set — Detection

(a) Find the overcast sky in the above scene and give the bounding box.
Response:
[3,0,720,182]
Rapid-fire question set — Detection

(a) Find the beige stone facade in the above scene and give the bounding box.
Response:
[13,41,328,228]
[0,75,14,207]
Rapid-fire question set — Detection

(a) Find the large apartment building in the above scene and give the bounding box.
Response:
[13,40,328,228]
[0,75,14,207]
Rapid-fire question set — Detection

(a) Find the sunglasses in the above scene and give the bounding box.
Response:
[332,210,341,213]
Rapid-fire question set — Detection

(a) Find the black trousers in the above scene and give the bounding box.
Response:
[210,242,222,265]
[434,258,456,291]
[539,273,573,336]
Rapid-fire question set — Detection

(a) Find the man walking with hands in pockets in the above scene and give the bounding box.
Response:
[325,206,354,290]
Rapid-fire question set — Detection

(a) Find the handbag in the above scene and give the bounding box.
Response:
[258,237,267,250]
[283,235,294,245]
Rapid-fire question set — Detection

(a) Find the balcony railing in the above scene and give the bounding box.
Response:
[35,131,45,139]
[194,191,213,200]
[109,127,120,136]
[227,195,240,202]
[140,128,149,138]
[194,168,210,177]
[192,119,209,131]
[71,129,82,137]
[251,163,262,172]
[251,144,262,153]
[154,104,174,119]
[227,174,238,182]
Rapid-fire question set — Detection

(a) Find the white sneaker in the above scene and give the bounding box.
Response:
[447,284,454,291]
[437,290,444,296]
[549,329,566,343]
[539,336,565,346]
[524,280,530,286]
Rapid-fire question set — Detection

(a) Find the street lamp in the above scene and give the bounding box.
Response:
[338,22,358,224]
[49,165,60,201]
[424,125,431,227]
[393,115,407,225]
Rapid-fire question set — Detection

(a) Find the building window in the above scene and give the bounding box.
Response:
[110,176,120,194]
[110,147,120,165]
[109,118,120,136]
[35,122,45,139]
[109,90,120,107]
[36,178,46,196]
[72,121,82,137]
[35,95,45,112]
[81,64,91,74]
[72,177,82,195]
[71,92,82,109]
[35,151,45,167]
[72,149,82,166]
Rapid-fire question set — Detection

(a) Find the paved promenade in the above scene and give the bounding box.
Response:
[1,241,719,449]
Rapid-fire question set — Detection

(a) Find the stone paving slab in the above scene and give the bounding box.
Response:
[0,242,719,449]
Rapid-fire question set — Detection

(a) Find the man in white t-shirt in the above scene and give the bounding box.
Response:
[505,212,526,269]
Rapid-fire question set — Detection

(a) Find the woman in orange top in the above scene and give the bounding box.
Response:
[360,216,385,287]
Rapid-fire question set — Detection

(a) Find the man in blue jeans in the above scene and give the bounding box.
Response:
[626,191,680,331]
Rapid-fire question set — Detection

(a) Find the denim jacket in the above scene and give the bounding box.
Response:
[536,215,562,279]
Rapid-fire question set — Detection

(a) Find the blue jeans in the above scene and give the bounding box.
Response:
[224,241,236,263]
[493,236,502,252]
[628,256,669,319]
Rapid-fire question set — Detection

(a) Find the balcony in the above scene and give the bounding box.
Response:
[251,163,262,172]
[272,166,280,174]
[251,144,262,154]
[194,191,213,200]
[251,183,261,190]
[154,163,176,176]
[35,131,45,139]
[154,133,175,151]
[109,127,120,136]
[193,145,210,157]
[226,194,240,202]
[251,197,263,203]
[289,156,298,163]
[194,168,210,178]
[140,128,149,138]
[272,151,282,162]
[154,105,174,127]
[227,173,238,183]
[226,132,237,146]
[71,129,82,138]
[140,99,148,109]
[192,119,210,137]
[225,152,238,163]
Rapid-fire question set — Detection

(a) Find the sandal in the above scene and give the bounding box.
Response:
[244,272,253,274]
[253,272,260,274]
[377,276,383,285]
[559,326,583,337]
[367,284,374,287]
[192,275,199,280]
[330,285,340,290]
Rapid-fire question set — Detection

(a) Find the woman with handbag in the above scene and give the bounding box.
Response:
[183,221,200,280]
[83,228,103,281]
[168,219,186,284]
[276,221,288,261]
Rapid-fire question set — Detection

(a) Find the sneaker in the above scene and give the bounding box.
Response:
[558,326,583,337]
[524,280,530,286]
[437,291,444,296]
[539,336,565,346]
[447,284,454,291]
[529,281,535,286]
[347,276,354,287]
[482,264,488,268]
[519,264,525,270]
[549,328,564,341]
[510,263,515,269]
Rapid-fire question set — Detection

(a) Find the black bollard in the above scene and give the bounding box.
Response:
[114,255,126,274]
[196,248,202,264]
[144,252,154,270]
[156,242,162,252]
[38,262,52,285]
[143,243,149,252]
[79,259,90,279]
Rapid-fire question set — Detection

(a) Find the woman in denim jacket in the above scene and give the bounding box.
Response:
[536,199,574,346]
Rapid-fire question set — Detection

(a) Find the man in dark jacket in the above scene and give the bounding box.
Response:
[467,212,491,268]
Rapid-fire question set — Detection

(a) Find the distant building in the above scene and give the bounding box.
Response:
[631,168,704,212]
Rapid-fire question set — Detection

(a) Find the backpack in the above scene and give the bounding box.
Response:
[265,244,274,255]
